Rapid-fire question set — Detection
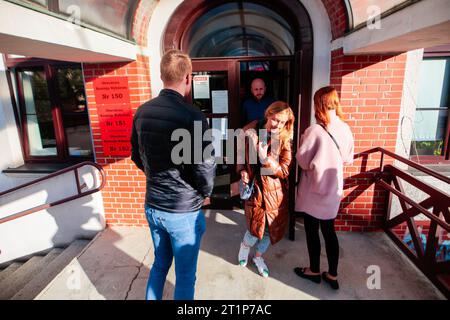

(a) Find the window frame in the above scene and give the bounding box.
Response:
[6,55,94,164]
[410,53,450,164]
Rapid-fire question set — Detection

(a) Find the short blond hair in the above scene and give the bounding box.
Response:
[160,50,192,84]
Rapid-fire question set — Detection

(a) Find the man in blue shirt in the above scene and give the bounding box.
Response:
[242,78,275,125]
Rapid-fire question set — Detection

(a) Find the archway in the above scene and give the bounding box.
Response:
[163,0,314,209]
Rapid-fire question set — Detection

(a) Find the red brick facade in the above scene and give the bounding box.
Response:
[320,0,347,39]
[132,0,158,46]
[331,48,407,231]
[84,1,408,231]
[83,55,151,226]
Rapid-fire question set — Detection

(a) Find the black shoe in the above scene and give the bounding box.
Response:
[294,267,321,284]
[322,272,339,290]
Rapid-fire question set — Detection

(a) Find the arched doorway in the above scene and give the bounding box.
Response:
[164,0,314,209]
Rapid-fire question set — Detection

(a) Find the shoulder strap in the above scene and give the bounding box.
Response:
[318,123,342,157]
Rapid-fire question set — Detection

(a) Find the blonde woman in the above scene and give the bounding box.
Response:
[294,86,354,290]
[236,101,295,278]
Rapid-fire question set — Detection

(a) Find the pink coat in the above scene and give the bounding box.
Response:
[295,110,354,220]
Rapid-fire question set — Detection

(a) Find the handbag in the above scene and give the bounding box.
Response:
[239,178,255,200]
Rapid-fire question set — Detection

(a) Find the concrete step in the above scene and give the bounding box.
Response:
[0,249,62,300]
[0,262,22,284]
[12,240,90,300]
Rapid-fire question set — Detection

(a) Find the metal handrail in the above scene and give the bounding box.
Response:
[0,161,106,224]
[375,147,449,299]
[375,147,449,230]
[376,147,450,184]
[377,178,450,231]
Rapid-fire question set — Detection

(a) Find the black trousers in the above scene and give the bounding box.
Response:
[303,213,339,277]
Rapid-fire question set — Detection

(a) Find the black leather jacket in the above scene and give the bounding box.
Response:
[131,89,216,213]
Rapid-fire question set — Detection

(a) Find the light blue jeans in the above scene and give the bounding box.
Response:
[242,224,271,254]
[145,205,206,300]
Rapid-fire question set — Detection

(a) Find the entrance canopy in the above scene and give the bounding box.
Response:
[185,2,294,57]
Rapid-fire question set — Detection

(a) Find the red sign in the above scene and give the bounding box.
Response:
[93,77,130,105]
[102,142,132,156]
[93,77,133,157]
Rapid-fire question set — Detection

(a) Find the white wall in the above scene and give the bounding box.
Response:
[0,0,137,62]
[147,0,332,126]
[0,57,25,192]
[395,49,424,167]
[0,164,105,265]
[343,0,450,54]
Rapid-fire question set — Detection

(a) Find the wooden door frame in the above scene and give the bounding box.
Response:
[191,59,240,130]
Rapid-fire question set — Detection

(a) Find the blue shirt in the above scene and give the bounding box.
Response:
[242,96,275,124]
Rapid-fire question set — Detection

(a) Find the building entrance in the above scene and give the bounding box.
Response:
[165,0,314,210]
[190,56,296,208]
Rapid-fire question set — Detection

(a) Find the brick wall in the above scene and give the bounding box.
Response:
[83,54,151,226]
[330,48,407,231]
[132,0,158,46]
[82,1,409,232]
[81,0,158,227]
[321,0,347,39]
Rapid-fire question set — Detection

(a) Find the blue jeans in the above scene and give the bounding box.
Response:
[243,225,271,254]
[145,205,206,300]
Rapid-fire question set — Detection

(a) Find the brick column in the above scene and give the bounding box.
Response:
[331,48,407,231]
[83,54,150,226]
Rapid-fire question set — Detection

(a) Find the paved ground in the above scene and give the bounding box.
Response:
[37,209,445,300]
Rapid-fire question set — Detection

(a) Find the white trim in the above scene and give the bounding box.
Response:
[301,0,332,124]
[0,1,136,62]
[0,59,23,170]
[344,0,450,54]
[395,49,424,168]
[148,0,184,98]
[331,37,344,52]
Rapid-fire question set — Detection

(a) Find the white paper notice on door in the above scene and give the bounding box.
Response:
[193,75,210,99]
[212,90,228,113]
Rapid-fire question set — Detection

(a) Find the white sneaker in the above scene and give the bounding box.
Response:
[238,242,250,267]
[253,256,269,278]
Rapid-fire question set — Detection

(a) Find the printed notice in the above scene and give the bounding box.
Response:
[97,104,133,156]
[212,90,228,113]
[93,77,130,105]
[193,75,210,99]
[92,76,132,157]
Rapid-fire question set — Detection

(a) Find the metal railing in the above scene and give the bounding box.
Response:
[374,147,449,299]
[0,161,106,225]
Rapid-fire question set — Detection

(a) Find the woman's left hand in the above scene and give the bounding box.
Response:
[258,142,269,164]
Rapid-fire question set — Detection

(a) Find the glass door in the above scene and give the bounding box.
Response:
[190,59,239,209]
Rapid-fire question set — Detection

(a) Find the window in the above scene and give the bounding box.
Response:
[6,0,137,39]
[346,0,419,31]
[8,57,94,163]
[410,56,450,162]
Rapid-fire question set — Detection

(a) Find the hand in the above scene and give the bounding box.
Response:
[203,197,211,206]
[258,142,269,164]
[240,170,249,184]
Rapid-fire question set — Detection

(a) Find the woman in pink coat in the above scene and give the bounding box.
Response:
[294,86,354,290]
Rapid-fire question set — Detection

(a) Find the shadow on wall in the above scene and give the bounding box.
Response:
[340,148,385,229]
[0,166,106,267]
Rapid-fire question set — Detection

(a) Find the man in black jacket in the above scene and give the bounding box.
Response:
[131,50,216,300]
